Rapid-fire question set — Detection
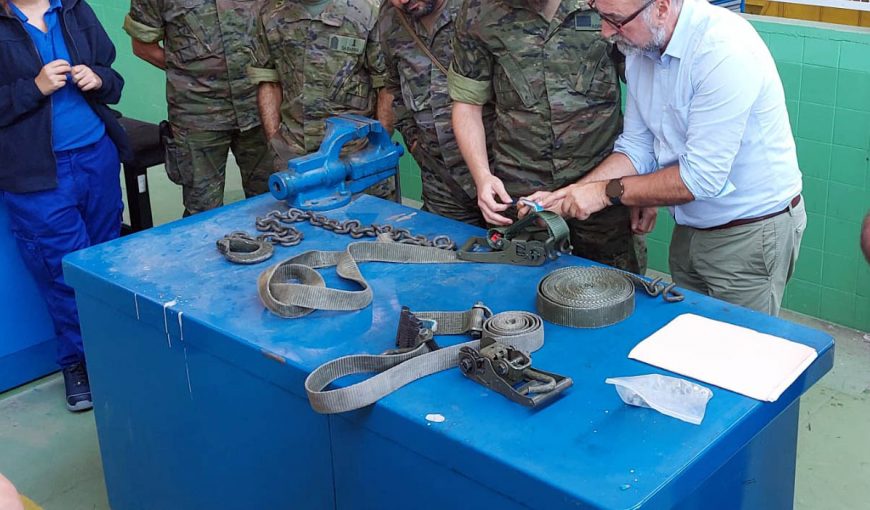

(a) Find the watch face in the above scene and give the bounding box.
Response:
[606,178,623,198]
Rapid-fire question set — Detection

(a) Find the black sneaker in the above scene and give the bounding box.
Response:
[62,362,93,412]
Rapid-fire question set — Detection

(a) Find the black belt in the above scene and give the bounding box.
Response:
[698,195,801,231]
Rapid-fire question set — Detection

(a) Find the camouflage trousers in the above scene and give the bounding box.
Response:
[165,124,272,216]
[565,205,642,274]
[418,158,485,227]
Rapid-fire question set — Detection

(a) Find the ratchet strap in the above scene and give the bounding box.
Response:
[305,304,567,413]
[536,266,684,328]
[456,211,572,266]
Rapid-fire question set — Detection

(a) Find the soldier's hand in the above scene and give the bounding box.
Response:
[630,206,657,234]
[550,181,609,221]
[476,174,513,226]
[34,59,71,96]
[71,65,103,92]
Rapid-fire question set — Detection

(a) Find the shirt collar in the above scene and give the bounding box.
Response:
[662,0,696,60]
[11,0,64,23]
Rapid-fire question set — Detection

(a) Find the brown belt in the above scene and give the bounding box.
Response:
[698,195,801,231]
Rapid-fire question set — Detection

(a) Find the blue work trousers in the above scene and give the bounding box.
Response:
[0,134,122,367]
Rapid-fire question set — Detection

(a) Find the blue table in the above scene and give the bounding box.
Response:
[63,195,834,510]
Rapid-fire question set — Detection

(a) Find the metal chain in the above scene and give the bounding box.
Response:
[252,208,456,250]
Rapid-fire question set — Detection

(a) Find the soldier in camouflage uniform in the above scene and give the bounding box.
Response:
[250,0,394,199]
[379,0,495,226]
[124,0,272,216]
[449,0,642,273]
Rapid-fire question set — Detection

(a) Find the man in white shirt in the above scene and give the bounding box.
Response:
[526,0,806,315]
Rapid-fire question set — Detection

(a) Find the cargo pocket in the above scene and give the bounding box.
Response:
[162,125,190,186]
[493,55,537,108]
[573,40,619,103]
[11,230,55,282]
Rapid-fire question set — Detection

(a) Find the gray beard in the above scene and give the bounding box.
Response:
[613,22,667,56]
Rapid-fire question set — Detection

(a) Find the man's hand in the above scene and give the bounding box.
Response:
[34,60,71,96]
[71,65,103,92]
[521,190,563,217]
[550,181,610,220]
[630,206,658,234]
[475,174,513,225]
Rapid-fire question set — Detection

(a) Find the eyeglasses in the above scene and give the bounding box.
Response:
[589,0,656,31]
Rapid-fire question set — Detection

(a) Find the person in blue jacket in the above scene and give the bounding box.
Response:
[0,0,130,411]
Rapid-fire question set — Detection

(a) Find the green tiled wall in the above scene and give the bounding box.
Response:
[647,19,870,331]
[90,5,867,329]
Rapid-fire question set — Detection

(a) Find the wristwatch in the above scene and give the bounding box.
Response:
[605,178,624,206]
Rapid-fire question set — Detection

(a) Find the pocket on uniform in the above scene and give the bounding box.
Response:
[493,55,537,108]
[399,66,427,113]
[170,0,218,63]
[573,40,619,102]
[162,130,190,186]
[10,230,56,282]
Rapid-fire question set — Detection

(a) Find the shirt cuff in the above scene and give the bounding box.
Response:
[248,66,280,84]
[613,138,657,175]
[448,63,491,105]
[677,154,736,199]
[123,15,164,43]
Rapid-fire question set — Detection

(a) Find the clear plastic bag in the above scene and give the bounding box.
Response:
[605,374,713,425]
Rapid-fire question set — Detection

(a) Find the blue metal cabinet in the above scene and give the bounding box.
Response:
[63,195,833,510]
[0,200,57,392]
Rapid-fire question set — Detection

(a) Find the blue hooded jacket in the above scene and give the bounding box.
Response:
[0,0,131,193]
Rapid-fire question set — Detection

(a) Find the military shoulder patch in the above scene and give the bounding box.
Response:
[329,35,366,54]
[574,11,602,31]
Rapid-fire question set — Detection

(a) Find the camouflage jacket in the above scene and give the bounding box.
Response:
[448,0,623,196]
[379,0,494,200]
[250,0,386,157]
[124,0,263,131]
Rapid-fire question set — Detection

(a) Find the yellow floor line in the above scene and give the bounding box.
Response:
[21,495,43,510]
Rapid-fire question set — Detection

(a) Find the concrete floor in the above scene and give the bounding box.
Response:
[1,163,868,509]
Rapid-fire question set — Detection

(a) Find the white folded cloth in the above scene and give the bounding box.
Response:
[628,314,818,402]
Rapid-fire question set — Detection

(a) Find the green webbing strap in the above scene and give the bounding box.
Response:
[304,308,545,414]
[258,239,466,318]
[456,211,572,266]
[536,266,684,328]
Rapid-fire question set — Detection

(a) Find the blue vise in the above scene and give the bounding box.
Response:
[269,114,403,210]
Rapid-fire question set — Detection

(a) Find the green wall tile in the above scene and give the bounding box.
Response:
[770,33,804,64]
[829,145,868,187]
[800,65,837,106]
[833,108,870,150]
[797,103,834,143]
[802,177,828,215]
[827,182,867,223]
[858,263,870,298]
[646,239,670,274]
[803,38,839,68]
[819,287,856,326]
[796,138,831,179]
[786,279,821,316]
[776,62,802,102]
[855,296,870,332]
[821,253,858,293]
[824,217,860,259]
[794,247,823,283]
[803,212,825,250]
[648,209,674,242]
[786,101,799,134]
[836,70,870,112]
[840,42,870,74]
